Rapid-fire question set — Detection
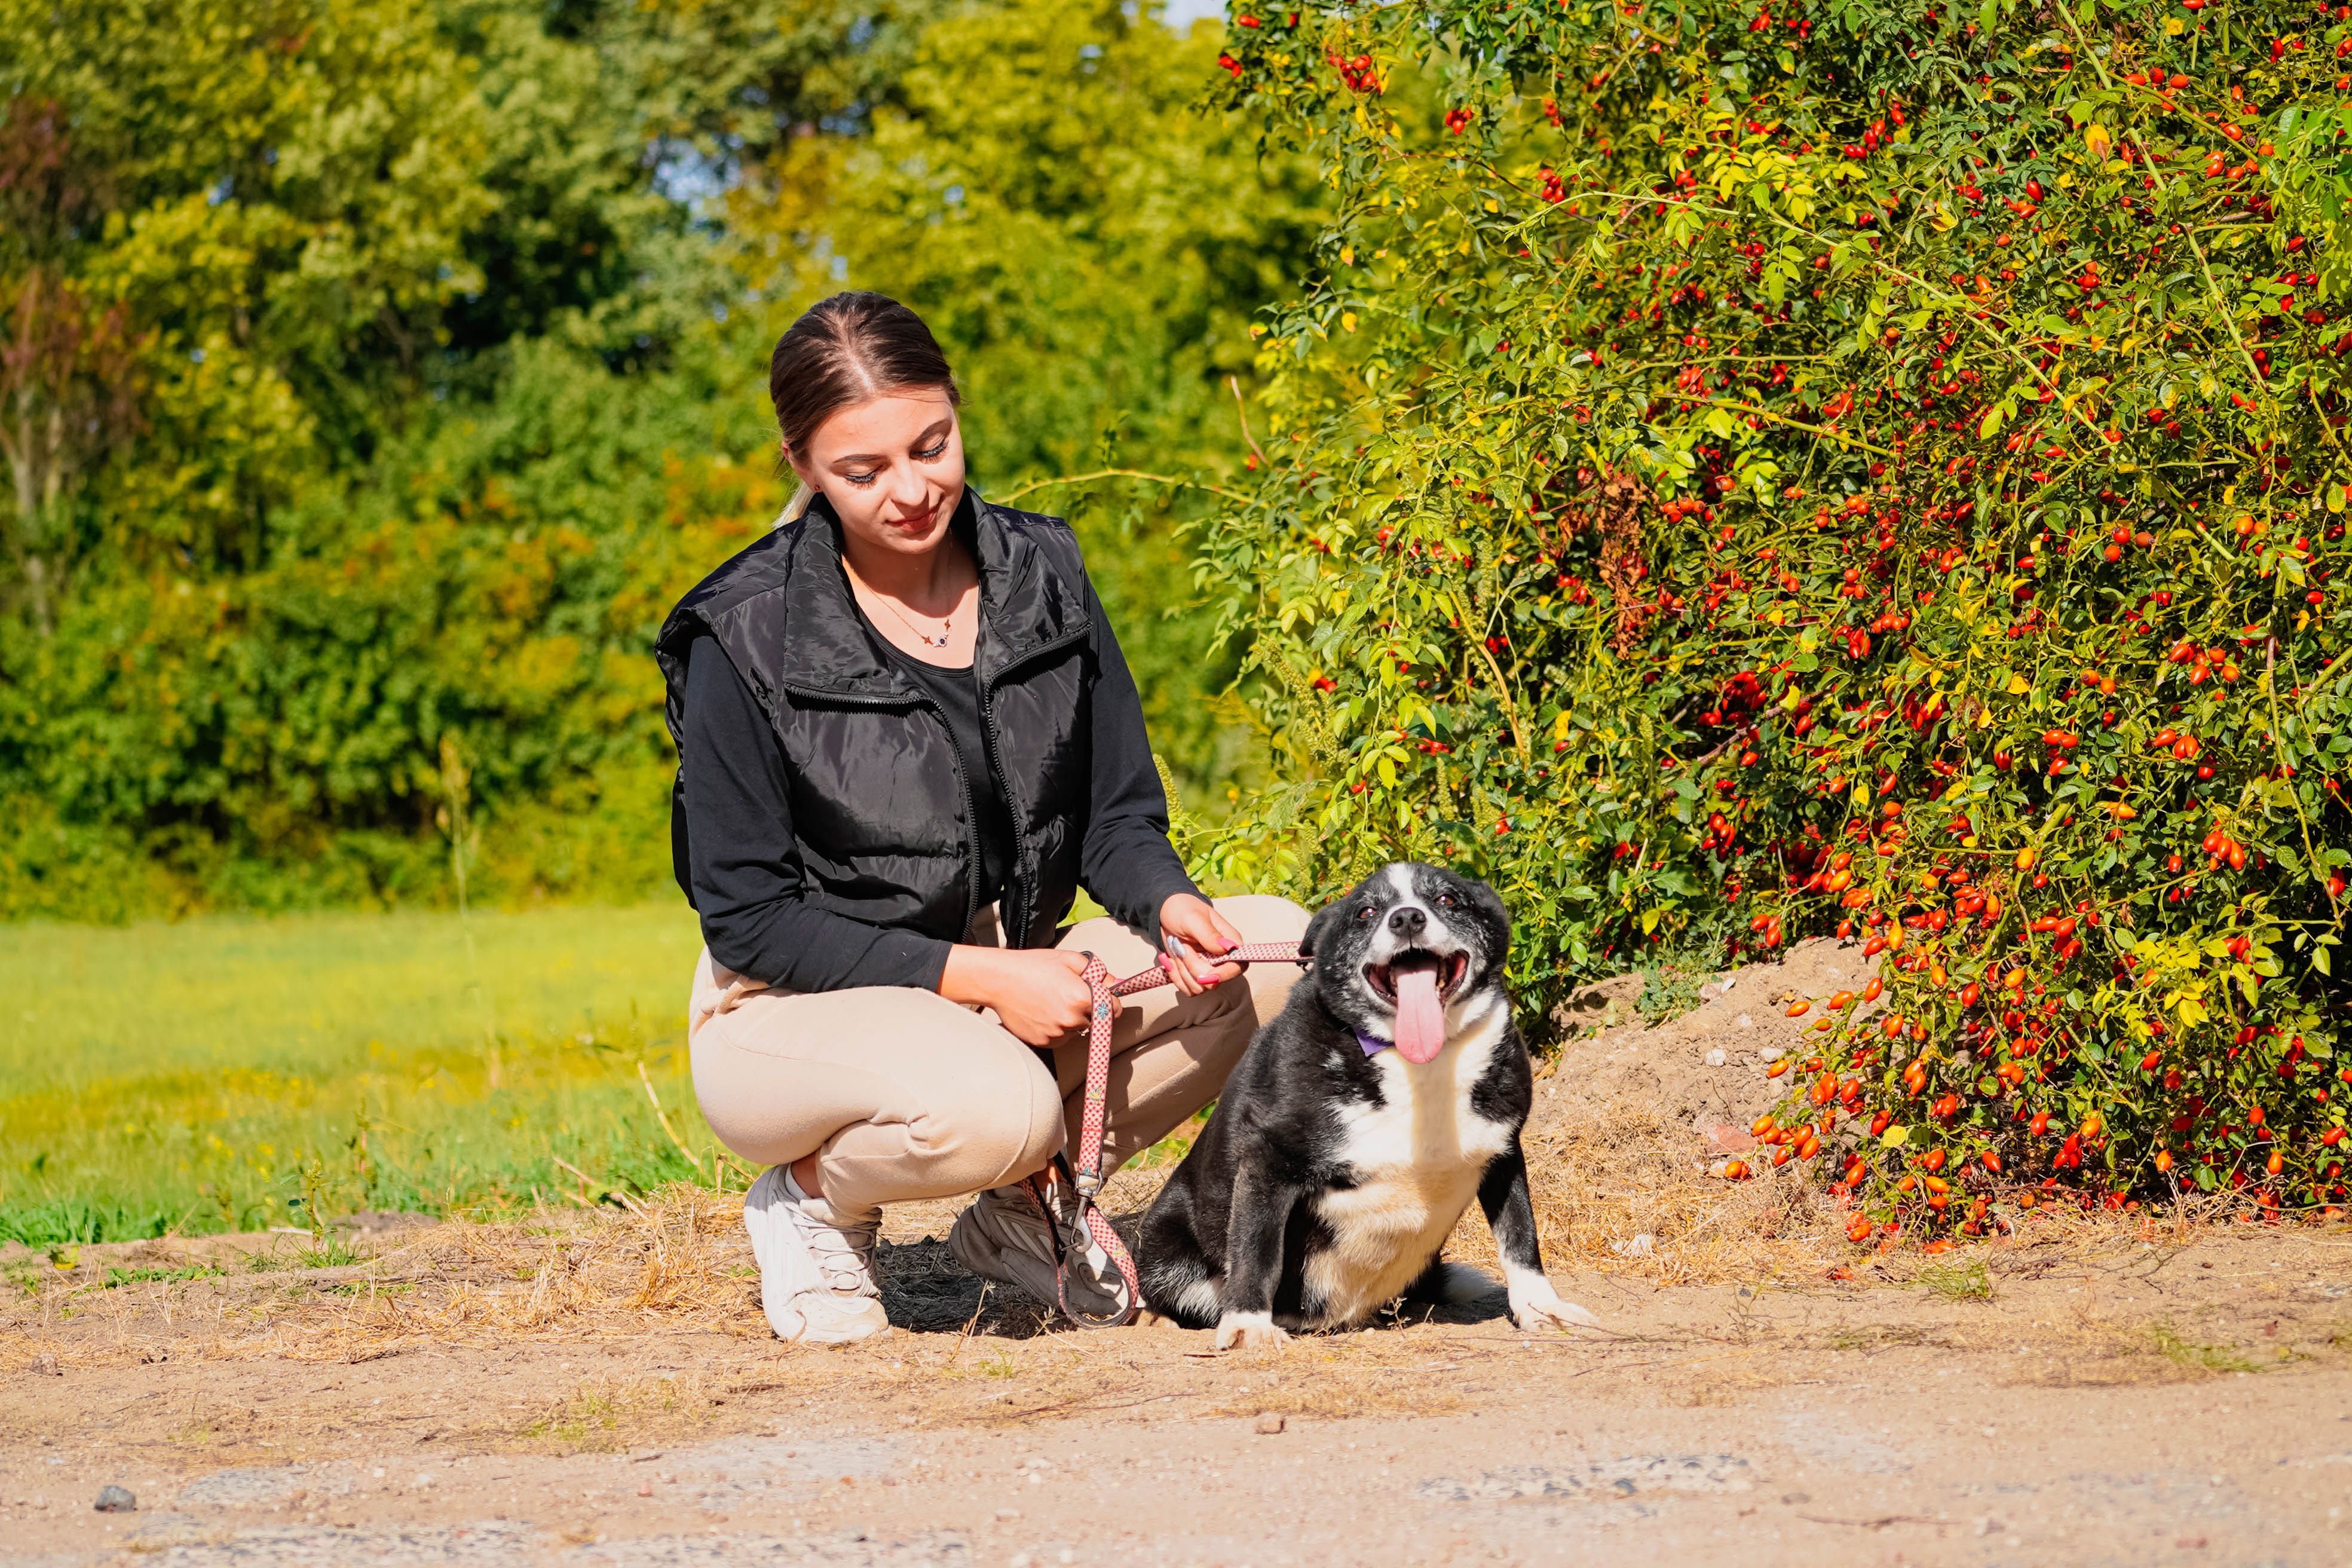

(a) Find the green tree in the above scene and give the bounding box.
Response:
[734,0,1322,797]
[433,0,960,361]
[0,0,494,599]
[1,0,1317,916]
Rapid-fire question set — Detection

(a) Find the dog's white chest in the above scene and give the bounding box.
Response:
[1304,1008,1515,1327]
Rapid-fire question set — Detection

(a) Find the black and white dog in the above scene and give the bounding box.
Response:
[1139,863,1595,1349]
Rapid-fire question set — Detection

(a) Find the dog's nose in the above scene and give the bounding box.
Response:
[1388,905,1426,939]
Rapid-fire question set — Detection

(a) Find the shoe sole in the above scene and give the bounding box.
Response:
[775,1315,891,1346]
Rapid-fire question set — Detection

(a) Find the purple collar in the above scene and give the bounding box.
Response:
[1354,1028,1392,1058]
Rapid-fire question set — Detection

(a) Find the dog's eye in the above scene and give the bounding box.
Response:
[1356,905,1376,922]
[1437,892,1457,908]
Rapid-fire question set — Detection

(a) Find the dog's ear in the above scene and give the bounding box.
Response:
[1300,899,1344,961]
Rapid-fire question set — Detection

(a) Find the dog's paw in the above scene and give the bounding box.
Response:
[1506,1272,1600,1333]
[1214,1311,1291,1352]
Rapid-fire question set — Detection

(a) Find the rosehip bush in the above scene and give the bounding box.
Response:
[1195,0,2351,1227]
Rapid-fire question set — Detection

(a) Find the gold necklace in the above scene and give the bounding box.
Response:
[873,592,953,650]
[847,562,958,650]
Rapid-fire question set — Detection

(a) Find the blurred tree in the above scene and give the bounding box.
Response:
[730,0,1321,798]
[0,0,1319,918]
[433,0,957,362]
[0,0,494,598]
[0,99,146,634]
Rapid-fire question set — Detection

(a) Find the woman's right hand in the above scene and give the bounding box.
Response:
[939,946,1111,1046]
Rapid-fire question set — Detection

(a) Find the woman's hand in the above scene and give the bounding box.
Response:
[1157,894,1246,997]
[940,946,1108,1046]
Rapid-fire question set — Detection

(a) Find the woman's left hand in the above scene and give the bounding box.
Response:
[1157,893,1247,996]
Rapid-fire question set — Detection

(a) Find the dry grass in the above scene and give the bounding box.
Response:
[8,1189,2348,1461]
[519,1368,724,1451]
[1505,1097,1841,1285]
[10,1093,2345,1419]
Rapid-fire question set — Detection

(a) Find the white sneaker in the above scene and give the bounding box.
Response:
[742,1165,889,1345]
[948,1177,1132,1322]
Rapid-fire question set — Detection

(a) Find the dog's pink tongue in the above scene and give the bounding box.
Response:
[1392,966,1448,1064]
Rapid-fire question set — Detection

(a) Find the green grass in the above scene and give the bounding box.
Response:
[1915,1258,1995,1302]
[2147,1321,2264,1375]
[0,902,713,1246]
[1635,963,1711,1028]
[102,1262,224,1288]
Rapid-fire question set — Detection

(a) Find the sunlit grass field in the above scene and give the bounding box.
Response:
[1,903,716,1247]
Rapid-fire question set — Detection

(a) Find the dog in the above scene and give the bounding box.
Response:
[1138,862,1595,1349]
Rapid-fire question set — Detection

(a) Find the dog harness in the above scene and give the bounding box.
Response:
[1024,941,1313,1328]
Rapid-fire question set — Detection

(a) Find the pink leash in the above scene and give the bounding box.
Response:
[1021,941,1311,1328]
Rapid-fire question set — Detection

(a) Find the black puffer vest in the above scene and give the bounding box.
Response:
[654,492,1094,951]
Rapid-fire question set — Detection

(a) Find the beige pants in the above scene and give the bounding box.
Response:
[687,895,1310,1215]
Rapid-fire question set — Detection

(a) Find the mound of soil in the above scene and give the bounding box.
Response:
[1534,936,1880,1156]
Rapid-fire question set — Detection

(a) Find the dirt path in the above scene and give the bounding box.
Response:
[7,1212,2352,1567]
[9,938,2352,1566]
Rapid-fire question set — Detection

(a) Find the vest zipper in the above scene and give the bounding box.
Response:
[977,621,1089,948]
[978,681,1027,947]
[936,696,985,941]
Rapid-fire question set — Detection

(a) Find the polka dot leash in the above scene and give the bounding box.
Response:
[1019,942,1312,1330]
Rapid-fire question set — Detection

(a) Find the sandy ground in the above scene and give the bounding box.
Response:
[8,941,2352,1567]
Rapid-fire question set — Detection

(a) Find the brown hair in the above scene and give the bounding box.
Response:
[769,292,959,519]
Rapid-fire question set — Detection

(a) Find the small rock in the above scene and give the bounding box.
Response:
[1757,1043,1782,1061]
[1702,1048,1726,1067]
[1609,1234,1656,1258]
[1254,1413,1287,1435]
[1702,1123,1757,1153]
[30,1351,60,1377]
[94,1485,136,1513]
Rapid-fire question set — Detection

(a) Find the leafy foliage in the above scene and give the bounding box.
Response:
[1,0,494,604]
[0,0,1314,915]
[727,0,1324,789]
[1200,0,2351,1224]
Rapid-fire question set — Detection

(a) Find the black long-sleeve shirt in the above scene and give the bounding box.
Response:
[676,587,1199,993]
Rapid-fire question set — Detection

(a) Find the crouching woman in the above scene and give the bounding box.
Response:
[655,292,1307,1344]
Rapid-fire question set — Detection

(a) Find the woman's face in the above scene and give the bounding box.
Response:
[788,390,966,558]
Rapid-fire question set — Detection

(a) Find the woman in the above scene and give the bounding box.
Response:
[656,292,1308,1345]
